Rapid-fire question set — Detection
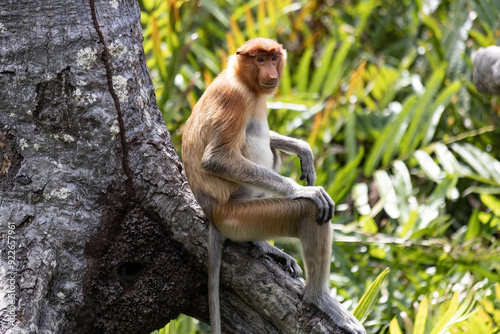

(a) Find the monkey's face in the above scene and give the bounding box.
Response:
[254,55,282,93]
[235,38,286,95]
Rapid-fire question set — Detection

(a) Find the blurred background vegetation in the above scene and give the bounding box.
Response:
[139,0,500,333]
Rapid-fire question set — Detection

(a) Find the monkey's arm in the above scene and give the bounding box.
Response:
[201,142,299,195]
[269,131,316,186]
[201,142,334,223]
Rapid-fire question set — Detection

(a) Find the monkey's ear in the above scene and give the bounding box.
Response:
[235,50,249,57]
[236,50,252,56]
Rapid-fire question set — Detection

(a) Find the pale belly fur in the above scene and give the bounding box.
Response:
[244,118,275,198]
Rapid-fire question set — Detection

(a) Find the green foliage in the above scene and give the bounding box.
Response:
[151,314,208,334]
[354,268,391,323]
[388,284,500,334]
[141,0,500,333]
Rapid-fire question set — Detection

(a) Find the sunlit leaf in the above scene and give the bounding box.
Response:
[422,81,461,145]
[400,64,445,156]
[229,16,245,47]
[389,317,403,334]
[465,209,481,240]
[361,217,378,233]
[353,268,390,323]
[309,40,337,94]
[257,0,268,38]
[414,296,428,334]
[352,183,371,215]
[480,194,500,216]
[364,96,418,175]
[345,111,357,162]
[430,292,460,334]
[374,170,400,219]
[244,7,257,39]
[451,143,491,180]
[328,147,364,203]
[414,150,443,182]
[321,37,354,97]
[433,143,470,176]
[295,46,314,93]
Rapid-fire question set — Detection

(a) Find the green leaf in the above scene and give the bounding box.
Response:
[465,209,481,240]
[414,150,442,182]
[399,64,446,156]
[433,143,469,176]
[413,296,428,334]
[257,0,268,38]
[295,46,314,93]
[413,176,455,231]
[280,60,292,96]
[200,0,230,27]
[422,81,461,146]
[345,111,357,162]
[451,143,491,180]
[430,292,460,334]
[328,147,364,203]
[400,210,418,237]
[352,183,370,215]
[389,317,403,334]
[374,170,400,219]
[309,40,337,94]
[360,217,378,233]
[364,96,418,176]
[462,143,500,184]
[353,268,390,323]
[430,289,477,334]
[480,194,500,216]
[392,160,419,232]
[321,37,354,98]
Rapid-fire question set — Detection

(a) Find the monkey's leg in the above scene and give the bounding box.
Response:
[209,198,307,334]
[216,198,306,276]
[213,198,312,241]
[300,218,332,301]
[299,220,366,334]
[214,198,365,334]
[208,223,225,334]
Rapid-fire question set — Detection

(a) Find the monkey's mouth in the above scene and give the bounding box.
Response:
[261,82,278,88]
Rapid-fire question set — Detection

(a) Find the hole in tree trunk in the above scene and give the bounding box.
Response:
[118,262,142,287]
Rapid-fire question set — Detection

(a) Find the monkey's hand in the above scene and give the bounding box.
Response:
[298,148,316,186]
[251,242,303,278]
[291,186,335,224]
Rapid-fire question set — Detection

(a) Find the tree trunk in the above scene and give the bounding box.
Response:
[0,1,350,333]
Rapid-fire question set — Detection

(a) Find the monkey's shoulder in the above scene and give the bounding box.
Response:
[202,70,255,105]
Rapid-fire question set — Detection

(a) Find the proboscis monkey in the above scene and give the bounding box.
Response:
[182,38,365,334]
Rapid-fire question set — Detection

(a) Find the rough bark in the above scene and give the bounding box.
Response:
[0,1,350,333]
[473,46,500,95]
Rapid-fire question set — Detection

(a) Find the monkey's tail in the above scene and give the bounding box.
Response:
[208,222,225,334]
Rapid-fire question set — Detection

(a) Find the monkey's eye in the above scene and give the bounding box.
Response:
[257,57,265,63]
[271,56,277,61]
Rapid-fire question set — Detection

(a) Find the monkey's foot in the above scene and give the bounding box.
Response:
[304,289,366,334]
[250,241,303,278]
